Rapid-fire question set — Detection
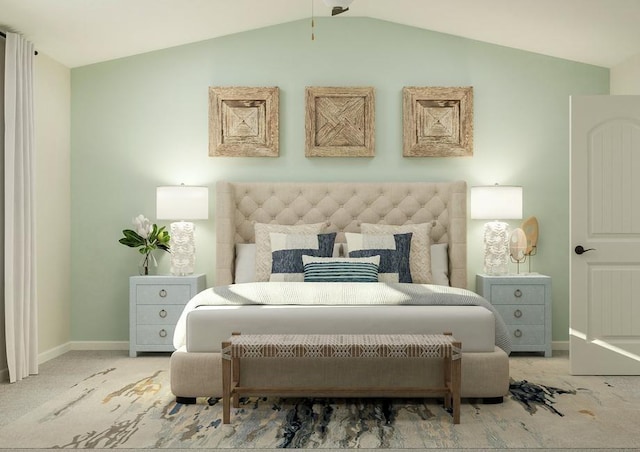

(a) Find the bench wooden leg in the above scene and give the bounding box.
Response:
[451,340,461,424]
[232,356,240,408]
[222,341,231,424]
[443,354,452,410]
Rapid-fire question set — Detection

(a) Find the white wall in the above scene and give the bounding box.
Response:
[34,53,72,363]
[611,52,640,94]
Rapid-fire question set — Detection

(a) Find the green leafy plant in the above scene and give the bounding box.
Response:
[119,215,170,274]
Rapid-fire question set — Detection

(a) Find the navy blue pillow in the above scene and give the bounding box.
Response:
[347,232,412,283]
[270,232,337,281]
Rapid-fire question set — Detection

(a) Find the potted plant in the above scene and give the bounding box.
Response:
[119,214,170,275]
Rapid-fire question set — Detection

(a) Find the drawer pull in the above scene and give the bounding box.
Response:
[514,329,523,338]
[514,289,522,298]
[159,309,167,318]
[514,309,523,318]
[159,329,168,338]
[159,289,167,298]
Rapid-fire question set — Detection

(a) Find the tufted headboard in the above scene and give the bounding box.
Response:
[215,181,467,288]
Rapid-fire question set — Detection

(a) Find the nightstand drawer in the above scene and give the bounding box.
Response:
[506,324,545,346]
[136,284,191,304]
[495,305,544,325]
[136,324,175,346]
[490,284,545,305]
[136,304,183,325]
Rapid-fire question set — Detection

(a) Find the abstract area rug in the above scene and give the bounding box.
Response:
[0,353,639,449]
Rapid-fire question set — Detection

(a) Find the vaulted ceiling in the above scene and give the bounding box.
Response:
[1,0,638,68]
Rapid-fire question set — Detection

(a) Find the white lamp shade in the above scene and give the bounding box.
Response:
[470,185,523,220]
[156,186,209,220]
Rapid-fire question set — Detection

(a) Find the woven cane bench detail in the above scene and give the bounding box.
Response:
[222,332,462,424]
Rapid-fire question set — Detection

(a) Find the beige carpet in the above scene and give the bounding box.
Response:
[0,350,638,450]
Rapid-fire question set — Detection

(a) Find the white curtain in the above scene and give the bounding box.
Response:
[4,32,37,383]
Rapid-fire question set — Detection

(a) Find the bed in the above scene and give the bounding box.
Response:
[170,181,511,402]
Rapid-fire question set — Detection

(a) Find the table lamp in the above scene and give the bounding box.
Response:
[471,184,523,275]
[156,185,209,275]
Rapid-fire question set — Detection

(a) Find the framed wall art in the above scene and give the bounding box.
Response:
[209,86,279,157]
[402,86,473,157]
[305,86,375,157]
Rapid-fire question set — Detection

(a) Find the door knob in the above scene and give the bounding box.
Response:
[575,245,595,255]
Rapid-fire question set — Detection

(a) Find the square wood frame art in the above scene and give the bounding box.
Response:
[305,86,375,157]
[209,86,279,157]
[403,86,473,157]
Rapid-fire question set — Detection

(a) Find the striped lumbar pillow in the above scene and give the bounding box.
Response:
[302,255,380,283]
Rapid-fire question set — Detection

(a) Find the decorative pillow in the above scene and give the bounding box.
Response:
[302,256,380,283]
[431,243,450,286]
[345,232,413,283]
[254,222,327,281]
[361,223,432,284]
[236,242,341,283]
[234,243,256,283]
[269,232,337,282]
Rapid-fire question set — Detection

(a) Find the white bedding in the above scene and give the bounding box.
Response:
[185,304,495,353]
[173,282,512,354]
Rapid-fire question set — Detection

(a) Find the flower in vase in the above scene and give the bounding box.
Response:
[132,214,152,239]
[119,214,170,274]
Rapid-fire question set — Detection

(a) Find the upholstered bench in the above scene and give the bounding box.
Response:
[221,332,462,424]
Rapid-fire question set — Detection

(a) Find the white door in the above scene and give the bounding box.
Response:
[570,95,640,375]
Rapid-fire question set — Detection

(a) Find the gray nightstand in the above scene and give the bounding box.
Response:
[129,274,206,357]
[476,274,552,357]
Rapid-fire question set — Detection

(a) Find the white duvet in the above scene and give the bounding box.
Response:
[173,282,512,354]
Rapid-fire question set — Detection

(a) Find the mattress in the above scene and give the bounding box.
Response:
[186,304,495,353]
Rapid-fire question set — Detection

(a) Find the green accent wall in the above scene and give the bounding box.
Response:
[71,18,608,344]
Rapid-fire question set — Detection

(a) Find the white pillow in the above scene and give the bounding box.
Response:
[360,223,432,284]
[254,222,327,282]
[431,243,450,286]
[234,243,256,283]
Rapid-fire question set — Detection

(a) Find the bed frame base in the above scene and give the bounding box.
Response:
[170,346,510,401]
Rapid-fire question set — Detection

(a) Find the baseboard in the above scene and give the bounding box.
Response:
[41,341,130,362]
[1,342,73,381]
[39,341,72,364]
[552,340,569,351]
[1,342,129,380]
[70,341,129,351]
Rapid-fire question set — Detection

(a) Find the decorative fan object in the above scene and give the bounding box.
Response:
[509,228,527,273]
[521,216,539,255]
[521,216,539,272]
